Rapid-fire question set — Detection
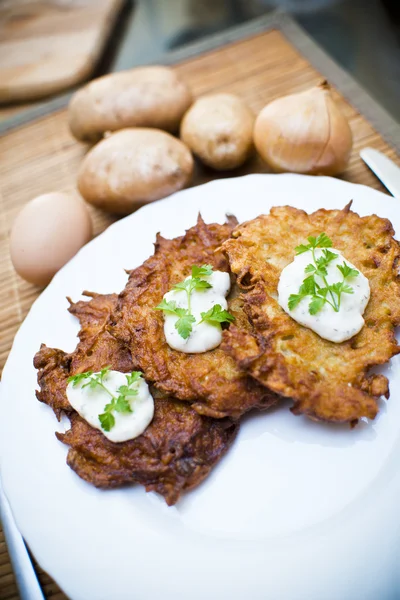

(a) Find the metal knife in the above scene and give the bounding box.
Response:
[0,476,45,600]
[360,147,400,197]
[0,379,44,600]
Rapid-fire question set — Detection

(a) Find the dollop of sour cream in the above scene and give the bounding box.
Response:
[278,248,370,343]
[163,270,231,353]
[66,371,154,443]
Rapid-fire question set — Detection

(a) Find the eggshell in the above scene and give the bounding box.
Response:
[10,192,93,287]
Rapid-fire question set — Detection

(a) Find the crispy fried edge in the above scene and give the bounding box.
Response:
[221,204,400,424]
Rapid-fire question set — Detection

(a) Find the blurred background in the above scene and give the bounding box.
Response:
[1,0,400,122]
[110,0,400,119]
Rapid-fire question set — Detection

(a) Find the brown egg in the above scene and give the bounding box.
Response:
[10,192,93,287]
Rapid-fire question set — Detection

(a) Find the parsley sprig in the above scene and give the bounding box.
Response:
[199,304,236,325]
[288,233,359,315]
[155,264,235,339]
[155,298,195,339]
[67,367,142,432]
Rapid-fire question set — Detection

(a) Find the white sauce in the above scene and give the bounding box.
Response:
[163,270,231,353]
[278,248,370,343]
[66,371,154,443]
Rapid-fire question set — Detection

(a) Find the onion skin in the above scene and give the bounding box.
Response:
[254,83,353,176]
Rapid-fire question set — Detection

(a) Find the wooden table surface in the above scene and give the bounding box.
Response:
[1,12,400,600]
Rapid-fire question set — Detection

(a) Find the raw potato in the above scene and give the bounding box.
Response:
[77,128,194,215]
[180,93,255,170]
[68,66,193,142]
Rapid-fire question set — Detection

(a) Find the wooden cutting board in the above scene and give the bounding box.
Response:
[0,0,124,103]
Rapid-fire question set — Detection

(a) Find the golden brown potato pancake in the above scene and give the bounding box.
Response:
[111,215,277,419]
[222,204,400,424]
[34,293,237,505]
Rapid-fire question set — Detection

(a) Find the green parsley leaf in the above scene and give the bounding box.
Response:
[200,304,235,326]
[337,262,359,279]
[82,377,100,390]
[99,411,115,432]
[299,276,316,296]
[288,294,303,310]
[155,299,178,313]
[173,275,212,294]
[192,279,212,291]
[314,233,332,248]
[330,282,343,295]
[117,385,138,398]
[175,312,196,339]
[192,264,213,278]
[155,264,218,340]
[295,244,310,255]
[103,400,115,412]
[288,234,359,316]
[341,284,354,294]
[99,365,111,377]
[125,371,142,386]
[114,396,133,414]
[331,282,354,296]
[68,367,143,432]
[67,371,93,386]
[314,264,328,278]
[314,251,337,277]
[309,296,325,315]
[322,249,337,263]
[295,233,333,255]
[307,235,317,248]
[316,287,329,298]
[173,280,191,292]
[81,365,112,389]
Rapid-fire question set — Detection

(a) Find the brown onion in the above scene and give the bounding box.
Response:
[254,82,353,175]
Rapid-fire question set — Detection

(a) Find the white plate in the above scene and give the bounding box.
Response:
[2,174,400,600]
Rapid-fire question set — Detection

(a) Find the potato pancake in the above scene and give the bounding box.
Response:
[222,204,400,424]
[34,293,237,505]
[111,215,277,419]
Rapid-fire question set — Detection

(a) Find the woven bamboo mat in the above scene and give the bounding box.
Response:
[1,13,400,600]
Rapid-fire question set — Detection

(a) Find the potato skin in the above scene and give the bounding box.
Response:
[77,128,194,215]
[180,94,255,170]
[68,66,193,142]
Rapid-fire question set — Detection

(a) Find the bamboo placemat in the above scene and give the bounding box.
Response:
[1,12,400,600]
